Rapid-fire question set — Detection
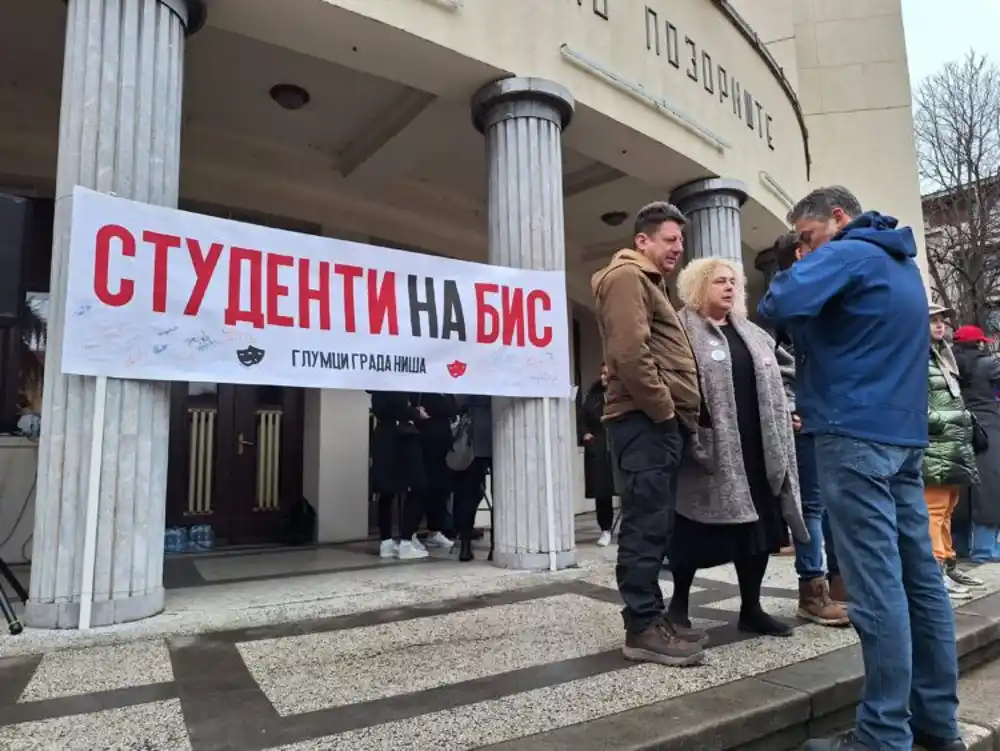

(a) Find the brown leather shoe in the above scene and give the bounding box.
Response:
[828,574,848,604]
[623,619,705,667]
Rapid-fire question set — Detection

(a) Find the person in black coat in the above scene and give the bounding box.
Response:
[953,326,1000,563]
[416,393,459,550]
[578,363,616,546]
[370,391,429,560]
[452,394,492,562]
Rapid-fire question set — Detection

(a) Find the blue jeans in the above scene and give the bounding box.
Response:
[814,434,959,750]
[971,523,1000,563]
[794,433,839,581]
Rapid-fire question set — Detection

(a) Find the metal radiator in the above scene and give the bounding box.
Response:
[187,408,216,515]
[255,409,282,511]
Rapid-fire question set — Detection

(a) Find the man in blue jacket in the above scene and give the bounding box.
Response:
[758,186,963,751]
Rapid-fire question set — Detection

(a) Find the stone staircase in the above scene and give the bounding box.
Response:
[482,590,1000,751]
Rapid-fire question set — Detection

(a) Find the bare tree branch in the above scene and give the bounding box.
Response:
[916,51,1000,329]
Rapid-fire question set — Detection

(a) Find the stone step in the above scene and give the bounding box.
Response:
[954,657,1000,750]
[481,591,1000,751]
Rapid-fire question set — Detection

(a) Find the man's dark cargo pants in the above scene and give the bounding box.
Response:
[605,411,684,633]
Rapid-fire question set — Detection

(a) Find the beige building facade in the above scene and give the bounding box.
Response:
[0,0,924,627]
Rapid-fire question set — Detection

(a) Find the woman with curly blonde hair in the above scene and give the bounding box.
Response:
[666,258,809,637]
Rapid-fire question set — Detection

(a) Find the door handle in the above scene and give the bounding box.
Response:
[237,432,254,456]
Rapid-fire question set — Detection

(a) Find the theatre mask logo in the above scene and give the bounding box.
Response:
[237,345,265,367]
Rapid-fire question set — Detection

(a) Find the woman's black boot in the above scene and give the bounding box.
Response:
[459,535,474,562]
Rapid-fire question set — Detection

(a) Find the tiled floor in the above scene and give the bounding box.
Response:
[2,518,1000,750]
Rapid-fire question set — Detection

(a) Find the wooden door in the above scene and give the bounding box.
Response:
[167,383,304,545]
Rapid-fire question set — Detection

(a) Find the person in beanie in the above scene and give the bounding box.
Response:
[950,324,1000,563]
[924,305,982,599]
[758,186,963,751]
[593,201,706,667]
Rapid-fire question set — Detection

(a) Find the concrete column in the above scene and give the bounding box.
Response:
[27,0,204,629]
[670,178,748,264]
[471,78,577,570]
[753,246,780,287]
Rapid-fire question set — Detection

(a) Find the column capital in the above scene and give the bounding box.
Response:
[471,77,575,134]
[670,178,748,215]
[62,0,207,35]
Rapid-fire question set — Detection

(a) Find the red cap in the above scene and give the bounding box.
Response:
[953,325,994,344]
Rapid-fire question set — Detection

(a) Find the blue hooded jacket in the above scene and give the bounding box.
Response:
[757,212,929,447]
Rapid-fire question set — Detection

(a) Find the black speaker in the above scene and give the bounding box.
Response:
[0,194,29,321]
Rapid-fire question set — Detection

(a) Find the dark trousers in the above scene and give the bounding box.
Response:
[453,458,490,540]
[422,443,452,532]
[595,496,614,531]
[378,492,423,541]
[605,412,684,633]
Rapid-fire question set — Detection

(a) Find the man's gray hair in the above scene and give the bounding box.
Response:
[787,186,863,225]
[634,201,686,238]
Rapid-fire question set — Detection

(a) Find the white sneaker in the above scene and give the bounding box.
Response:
[597,530,612,547]
[397,540,429,560]
[379,539,398,559]
[947,564,986,589]
[410,535,427,552]
[425,532,453,549]
[944,576,972,600]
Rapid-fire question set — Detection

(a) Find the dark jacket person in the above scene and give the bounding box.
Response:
[592,200,704,668]
[577,364,616,544]
[370,391,429,560]
[953,325,1000,562]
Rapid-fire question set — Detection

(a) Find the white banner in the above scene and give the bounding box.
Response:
[62,187,571,398]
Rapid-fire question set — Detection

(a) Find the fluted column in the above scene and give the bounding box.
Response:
[472,78,577,570]
[670,178,748,264]
[754,246,780,287]
[27,0,204,629]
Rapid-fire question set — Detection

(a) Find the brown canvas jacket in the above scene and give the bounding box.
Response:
[591,249,701,428]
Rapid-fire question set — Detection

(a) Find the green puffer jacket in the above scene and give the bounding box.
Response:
[924,345,979,487]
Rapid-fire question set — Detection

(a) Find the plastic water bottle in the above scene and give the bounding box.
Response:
[188,524,216,552]
[164,526,188,555]
[187,525,203,552]
[163,528,177,554]
[203,524,217,551]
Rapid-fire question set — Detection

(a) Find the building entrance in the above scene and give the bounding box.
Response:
[166,382,304,545]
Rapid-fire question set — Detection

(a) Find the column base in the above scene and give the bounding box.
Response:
[24,589,165,630]
[492,548,578,571]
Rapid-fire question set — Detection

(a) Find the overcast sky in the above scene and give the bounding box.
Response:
[902,0,999,86]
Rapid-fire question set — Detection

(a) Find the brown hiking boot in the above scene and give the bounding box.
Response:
[828,574,848,604]
[664,613,710,645]
[623,619,705,667]
[797,578,850,627]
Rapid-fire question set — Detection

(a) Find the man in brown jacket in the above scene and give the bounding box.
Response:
[592,200,705,667]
